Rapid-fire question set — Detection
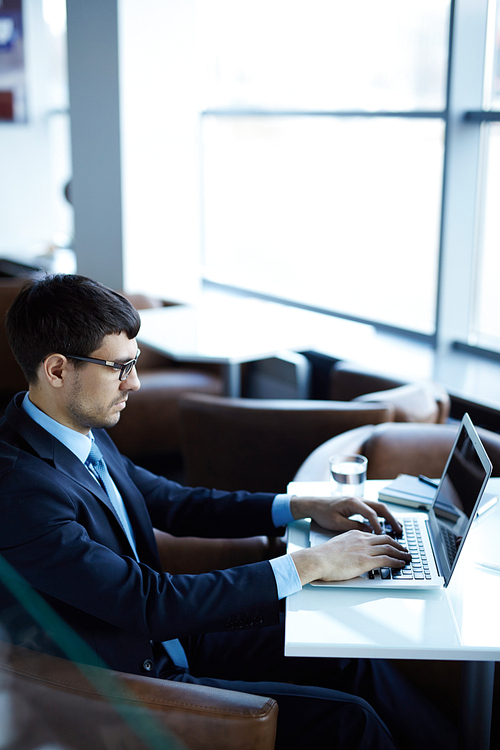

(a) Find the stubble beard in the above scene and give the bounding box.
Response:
[66,399,123,432]
[66,377,126,432]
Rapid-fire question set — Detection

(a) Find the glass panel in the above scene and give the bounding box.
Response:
[196,0,450,111]
[0,553,183,750]
[202,116,444,335]
[469,123,500,350]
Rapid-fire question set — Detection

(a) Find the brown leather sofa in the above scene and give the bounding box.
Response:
[179,393,397,493]
[0,532,284,750]
[294,421,500,482]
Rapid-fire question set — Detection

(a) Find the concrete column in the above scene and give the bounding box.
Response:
[66,0,123,289]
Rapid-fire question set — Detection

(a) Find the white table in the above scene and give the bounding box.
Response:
[138,292,374,395]
[285,479,500,750]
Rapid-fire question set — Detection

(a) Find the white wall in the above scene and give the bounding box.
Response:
[118,0,202,301]
[0,0,72,263]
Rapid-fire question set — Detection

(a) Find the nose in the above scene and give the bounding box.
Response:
[121,366,140,392]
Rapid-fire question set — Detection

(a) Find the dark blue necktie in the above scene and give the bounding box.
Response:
[86,442,138,554]
[87,442,117,498]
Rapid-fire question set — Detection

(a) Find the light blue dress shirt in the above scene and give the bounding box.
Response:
[22,393,302,599]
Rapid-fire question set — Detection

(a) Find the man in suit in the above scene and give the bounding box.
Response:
[0,274,454,750]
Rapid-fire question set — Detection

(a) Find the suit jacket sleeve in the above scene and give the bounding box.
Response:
[111,444,284,539]
[0,420,282,648]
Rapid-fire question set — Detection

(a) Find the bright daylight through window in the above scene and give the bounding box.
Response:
[197,0,450,338]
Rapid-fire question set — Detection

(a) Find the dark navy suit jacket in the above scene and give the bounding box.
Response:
[0,394,281,676]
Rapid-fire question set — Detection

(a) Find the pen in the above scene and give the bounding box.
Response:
[418,475,438,489]
[476,495,498,517]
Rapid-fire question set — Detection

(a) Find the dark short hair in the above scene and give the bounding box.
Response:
[5,274,141,384]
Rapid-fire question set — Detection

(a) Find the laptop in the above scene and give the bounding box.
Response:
[309,413,493,589]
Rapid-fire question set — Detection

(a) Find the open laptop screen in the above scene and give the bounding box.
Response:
[428,414,492,585]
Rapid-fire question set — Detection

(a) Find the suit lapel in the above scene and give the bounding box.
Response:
[52,441,145,560]
[50,437,123,522]
[100,439,160,566]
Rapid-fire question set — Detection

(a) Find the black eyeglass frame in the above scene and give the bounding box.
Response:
[66,349,141,381]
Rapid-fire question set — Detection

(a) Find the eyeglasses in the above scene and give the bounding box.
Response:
[66,349,141,381]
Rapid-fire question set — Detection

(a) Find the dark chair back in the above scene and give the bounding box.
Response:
[180,393,396,493]
[0,280,29,404]
[330,361,451,423]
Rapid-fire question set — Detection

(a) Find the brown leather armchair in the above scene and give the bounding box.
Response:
[179,393,398,493]
[329,361,451,424]
[0,278,30,412]
[153,528,285,575]
[0,644,278,750]
[0,532,283,750]
[109,294,223,473]
[294,421,500,482]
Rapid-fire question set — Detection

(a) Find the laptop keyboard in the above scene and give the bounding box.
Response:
[369,518,433,581]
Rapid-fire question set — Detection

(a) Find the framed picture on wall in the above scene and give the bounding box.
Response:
[0,0,26,122]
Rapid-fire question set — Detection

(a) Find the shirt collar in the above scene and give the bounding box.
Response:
[22,392,94,464]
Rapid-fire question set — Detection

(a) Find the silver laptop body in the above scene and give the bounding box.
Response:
[309,414,493,589]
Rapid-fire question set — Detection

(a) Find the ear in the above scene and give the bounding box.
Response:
[42,354,71,389]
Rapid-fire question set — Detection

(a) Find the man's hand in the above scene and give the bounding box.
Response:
[290,495,403,536]
[291,530,411,585]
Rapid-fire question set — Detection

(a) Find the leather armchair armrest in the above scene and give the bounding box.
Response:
[1,644,278,750]
[120,671,278,750]
[153,529,286,574]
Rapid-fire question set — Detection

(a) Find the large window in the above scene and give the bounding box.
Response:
[196,0,500,356]
[198,0,451,338]
[202,115,444,335]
